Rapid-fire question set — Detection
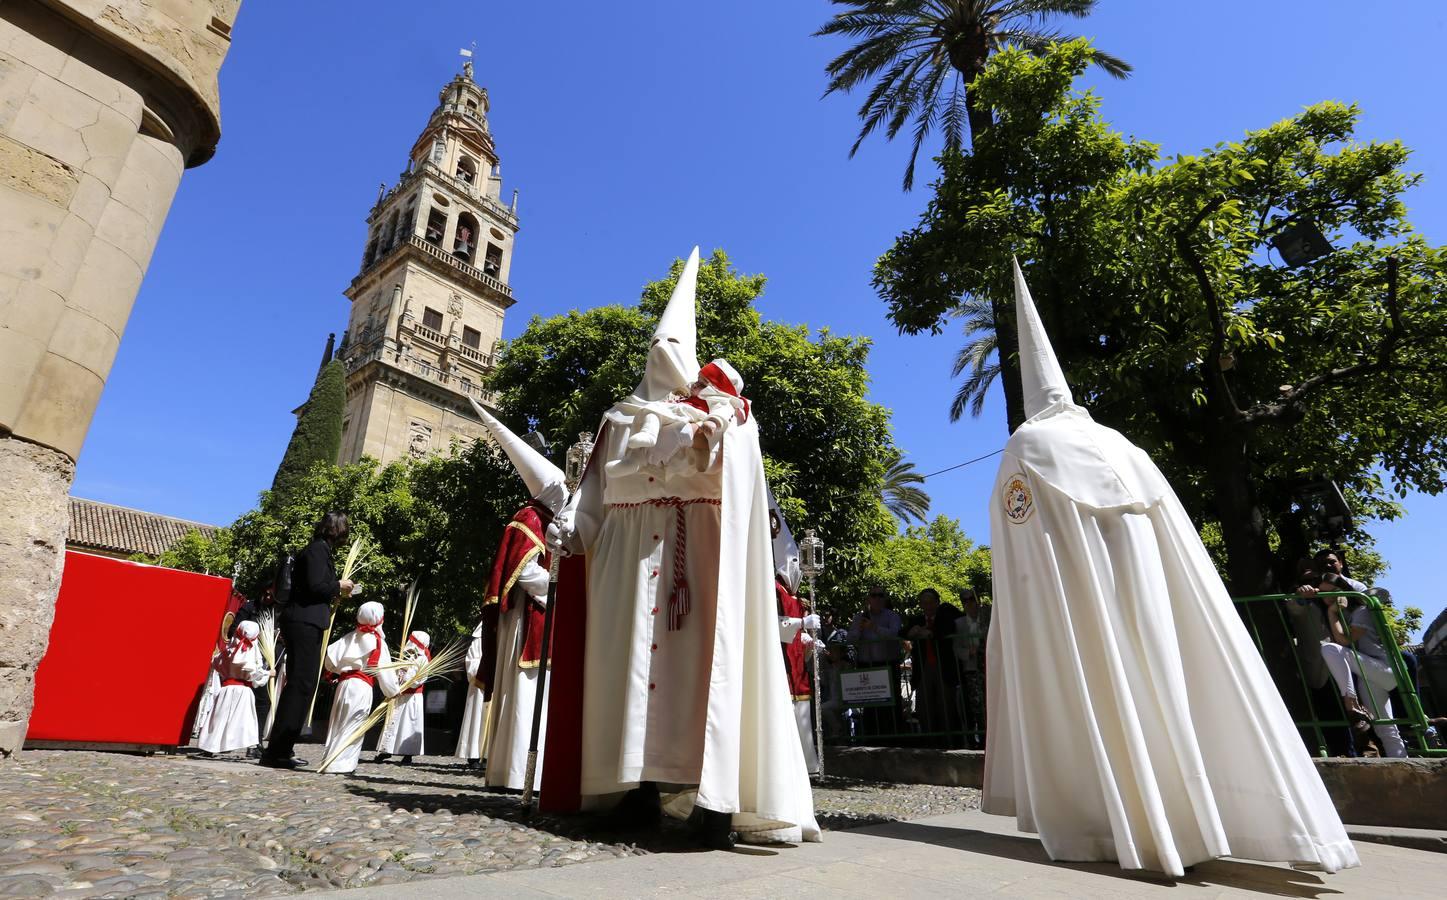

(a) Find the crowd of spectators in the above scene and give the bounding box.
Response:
[817,585,988,749]
[815,546,1439,759]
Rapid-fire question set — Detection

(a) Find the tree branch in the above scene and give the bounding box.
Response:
[1241,256,1406,424]
[1174,195,1243,420]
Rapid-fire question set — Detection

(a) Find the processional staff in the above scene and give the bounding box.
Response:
[521,431,594,809]
[799,528,826,779]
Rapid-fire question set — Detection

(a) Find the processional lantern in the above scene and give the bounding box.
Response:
[565,432,594,490]
[800,529,825,580]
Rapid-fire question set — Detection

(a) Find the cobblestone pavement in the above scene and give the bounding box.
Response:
[0,750,981,898]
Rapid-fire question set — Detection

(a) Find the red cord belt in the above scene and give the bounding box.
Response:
[609,497,721,631]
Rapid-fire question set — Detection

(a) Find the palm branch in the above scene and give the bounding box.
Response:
[950,294,1002,420]
[316,640,467,772]
[883,453,931,524]
[817,0,1130,189]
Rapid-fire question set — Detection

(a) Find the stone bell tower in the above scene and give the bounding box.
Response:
[335,60,520,465]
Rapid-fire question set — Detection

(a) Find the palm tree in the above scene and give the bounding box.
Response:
[948,294,1000,421]
[818,0,1131,190]
[819,2,1128,432]
[883,453,931,524]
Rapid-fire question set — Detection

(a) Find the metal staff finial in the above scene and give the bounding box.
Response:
[799,528,826,777]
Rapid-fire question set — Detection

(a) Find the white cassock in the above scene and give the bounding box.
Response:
[984,261,1358,877]
[484,559,551,790]
[454,622,489,761]
[320,618,398,774]
[377,643,427,757]
[198,631,271,754]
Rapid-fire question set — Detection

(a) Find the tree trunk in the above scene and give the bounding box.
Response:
[1206,435,1276,597]
[959,47,1026,433]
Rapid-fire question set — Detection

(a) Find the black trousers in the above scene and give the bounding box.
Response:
[265,619,323,761]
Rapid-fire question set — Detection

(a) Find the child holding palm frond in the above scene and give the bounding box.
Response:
[319,601,398,774]
[198,620,272,756]
[375,631,430,763]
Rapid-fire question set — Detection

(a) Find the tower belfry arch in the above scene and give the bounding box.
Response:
[335,62,520,464]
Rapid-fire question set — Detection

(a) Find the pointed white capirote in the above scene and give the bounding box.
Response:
[469,397,567,511]
[1013,256,1074,419]
[638,246,702,399]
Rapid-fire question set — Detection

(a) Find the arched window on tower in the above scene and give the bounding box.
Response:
[483,243,503,278]
[383,210,400,251]
[455,155,477,186]
[425,208,448,246]
[453,212,479,262]
[362,232,380,270]
[431,137,445,165]
[399,203,417,245]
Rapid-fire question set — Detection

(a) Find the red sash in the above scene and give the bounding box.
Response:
[221,678,251,688]
[338,629,384,686]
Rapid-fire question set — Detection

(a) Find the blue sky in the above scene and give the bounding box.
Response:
[73,1,1447,635]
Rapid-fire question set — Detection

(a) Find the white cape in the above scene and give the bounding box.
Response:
[984,403,1358,876]
[568,409,820,841]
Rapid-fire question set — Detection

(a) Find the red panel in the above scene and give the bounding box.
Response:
[28,551,233,746]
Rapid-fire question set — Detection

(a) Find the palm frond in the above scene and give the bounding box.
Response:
[883,455,932,524]
[316,641,468,773]
[818,0,1128,185]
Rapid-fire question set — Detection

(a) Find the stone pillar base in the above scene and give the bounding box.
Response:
[0,435,74,759]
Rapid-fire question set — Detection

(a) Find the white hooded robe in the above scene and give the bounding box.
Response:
[484,558,552,790]
[320,603,398,774]
[983,261,1358,876]
[455,621,489,761]
[198,623,271,754]
[554,247,819,842]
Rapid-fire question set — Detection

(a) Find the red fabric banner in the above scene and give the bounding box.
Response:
[27,551,233,746]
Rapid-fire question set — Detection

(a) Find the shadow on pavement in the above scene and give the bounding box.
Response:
[863,821,1342,898]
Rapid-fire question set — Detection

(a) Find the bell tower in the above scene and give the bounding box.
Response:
[335,61,520,464]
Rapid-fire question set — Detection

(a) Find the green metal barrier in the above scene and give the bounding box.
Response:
[1232,591,1443,758]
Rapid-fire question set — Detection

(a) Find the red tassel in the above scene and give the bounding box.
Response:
[669,583,689,632]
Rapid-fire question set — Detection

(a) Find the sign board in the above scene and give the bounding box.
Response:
[838,667,894,707]
[425,689,449,714]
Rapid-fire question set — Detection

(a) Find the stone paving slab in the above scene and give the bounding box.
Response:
[0,749,981,898]
[326,808,1447,899]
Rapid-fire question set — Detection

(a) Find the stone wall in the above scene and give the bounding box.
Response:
[0,0,238,757]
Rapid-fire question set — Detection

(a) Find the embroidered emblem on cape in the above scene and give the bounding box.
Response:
[1003,473,1034,525]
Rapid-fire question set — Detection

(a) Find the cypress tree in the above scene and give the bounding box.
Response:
[270,357,346,505]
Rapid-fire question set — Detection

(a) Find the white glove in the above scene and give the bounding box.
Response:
[801,613,821,631]
[800,631,816,648]
[546,514,579,557]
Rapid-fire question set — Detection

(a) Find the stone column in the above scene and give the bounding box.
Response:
[0,0,239,759]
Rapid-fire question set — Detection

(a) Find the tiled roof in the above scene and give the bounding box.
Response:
[68,497,219,558]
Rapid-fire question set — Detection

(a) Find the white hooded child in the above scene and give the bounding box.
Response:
[198,620,271,756]
[319,601,400,774]
[983,259,1358,876]
[375,631,430,763]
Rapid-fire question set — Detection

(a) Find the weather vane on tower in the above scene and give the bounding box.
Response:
[459,42,476,79]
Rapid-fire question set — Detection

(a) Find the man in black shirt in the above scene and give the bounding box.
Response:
[261,512,354,769]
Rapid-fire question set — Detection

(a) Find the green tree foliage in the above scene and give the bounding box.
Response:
[875,42,1447,603]
[489,249,900,594]
[269,359,346,508]
[145,445,524,642]
[862,515,992,621]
